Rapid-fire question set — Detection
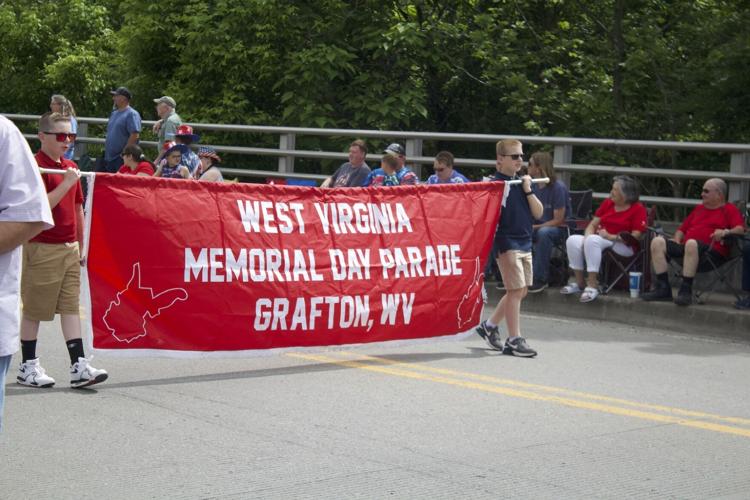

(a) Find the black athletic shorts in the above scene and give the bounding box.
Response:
[665,239,726,272]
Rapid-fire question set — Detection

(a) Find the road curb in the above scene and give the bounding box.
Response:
[486,284,750,341]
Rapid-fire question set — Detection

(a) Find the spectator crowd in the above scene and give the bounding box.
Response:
[1,85,749,431]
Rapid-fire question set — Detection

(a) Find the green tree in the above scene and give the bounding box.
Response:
[0,0,116,116]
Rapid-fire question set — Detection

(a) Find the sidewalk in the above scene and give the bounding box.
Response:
[486,283,750,341]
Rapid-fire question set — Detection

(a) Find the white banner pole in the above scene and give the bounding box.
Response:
[39,167,96,177]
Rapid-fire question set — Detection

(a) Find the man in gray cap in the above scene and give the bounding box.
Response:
[101,86,141,173]
[152,96,182,158]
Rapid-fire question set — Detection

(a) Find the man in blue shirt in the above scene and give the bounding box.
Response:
[476,139,543,357]
[427,151,469,184]
[102,87,141,173]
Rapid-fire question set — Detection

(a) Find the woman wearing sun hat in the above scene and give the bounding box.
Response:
[195,146,224,182]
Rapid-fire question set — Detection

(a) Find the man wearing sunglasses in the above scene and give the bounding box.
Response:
[475,139,543,357]
[642,178,745,305]
[426,151,469,184]
[16,112,108,390]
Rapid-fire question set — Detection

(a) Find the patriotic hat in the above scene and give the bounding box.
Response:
[175,124,200,143]
[198,146,222,163]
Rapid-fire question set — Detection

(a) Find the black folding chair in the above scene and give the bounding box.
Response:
[566,189,593,234]
[600,205,656,295]
[666,201,748,304]
[690,234,746,303]
[547,189,594,287]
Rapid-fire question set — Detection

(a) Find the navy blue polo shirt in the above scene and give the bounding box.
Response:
[493,172,533,253]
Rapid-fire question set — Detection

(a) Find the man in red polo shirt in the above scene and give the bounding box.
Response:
[642,178,745,305]
[17,112,108,389]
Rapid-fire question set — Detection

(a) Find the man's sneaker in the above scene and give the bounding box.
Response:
[641,284,672,301]
[495,282,506,291]
[475,320,505,351]
[528,282,548,293]
[674,287,693,306]
[17,358,55,388]
[70,357,108,388]
[503,336,538,358]
[735,295,750,310]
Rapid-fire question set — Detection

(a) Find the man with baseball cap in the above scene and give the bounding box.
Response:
[101,86,141,173]
[363,142,419,186]
[152,95,182,153]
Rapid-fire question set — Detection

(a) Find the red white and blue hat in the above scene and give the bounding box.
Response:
[175,124,200,143]
[198,146,222,163]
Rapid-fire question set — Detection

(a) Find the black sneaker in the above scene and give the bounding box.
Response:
[528,282,548,294]
[495,282,506,291]
[641,285,672,301]
[503,336,537,357]
[735,295,750,310]
[674,287,693,306]
[475,320,504,351]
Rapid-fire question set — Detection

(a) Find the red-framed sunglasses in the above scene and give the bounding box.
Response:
[41,131,77,142]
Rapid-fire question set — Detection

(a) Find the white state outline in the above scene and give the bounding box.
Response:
[456,257,484,329]
[102,262,189,343]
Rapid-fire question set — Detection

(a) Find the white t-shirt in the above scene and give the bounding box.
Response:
[0,116,54,356]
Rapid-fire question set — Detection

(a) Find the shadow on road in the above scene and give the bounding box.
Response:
[4,348,499,395]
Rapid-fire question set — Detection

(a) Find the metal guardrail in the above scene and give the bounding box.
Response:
[4,113,749,209]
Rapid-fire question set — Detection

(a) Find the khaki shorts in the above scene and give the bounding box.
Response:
[497,250,533,290]
[21,242,80,321]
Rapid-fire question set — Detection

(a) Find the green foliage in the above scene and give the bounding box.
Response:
[0,0,116,115]
[1,0,748,182]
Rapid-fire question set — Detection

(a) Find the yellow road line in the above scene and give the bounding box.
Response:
[286,352,750,438]
[333,351,750,427]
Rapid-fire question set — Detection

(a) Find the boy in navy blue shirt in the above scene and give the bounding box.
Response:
[476,139,543,357]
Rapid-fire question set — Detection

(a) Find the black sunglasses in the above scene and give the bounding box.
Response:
[501,154,525,161]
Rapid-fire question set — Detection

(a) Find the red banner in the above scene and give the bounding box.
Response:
[84,175,504,354]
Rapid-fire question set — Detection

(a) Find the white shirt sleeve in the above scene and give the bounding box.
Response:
[0,116,54,228]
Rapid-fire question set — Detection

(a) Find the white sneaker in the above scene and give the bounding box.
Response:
[17,358,56,388]
[70,357,108,388]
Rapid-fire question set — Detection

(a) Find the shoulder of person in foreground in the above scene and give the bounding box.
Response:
[452,171,469,183]
[0,118,54,227]
[200,169,222,182]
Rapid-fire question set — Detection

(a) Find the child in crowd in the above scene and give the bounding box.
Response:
[154,142,190,179]
[118,144,155,176]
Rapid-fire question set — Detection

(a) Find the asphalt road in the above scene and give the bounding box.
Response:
[2,308,750,499]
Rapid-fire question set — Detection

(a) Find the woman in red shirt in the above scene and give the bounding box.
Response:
[561,176,647,302]
[117,144,155,176]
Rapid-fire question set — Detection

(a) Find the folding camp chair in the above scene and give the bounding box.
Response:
[691,234,746,303]
[566,189,593,234]
[547,189,594,287]
[664,201,748,304]
[600,205,657,295]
